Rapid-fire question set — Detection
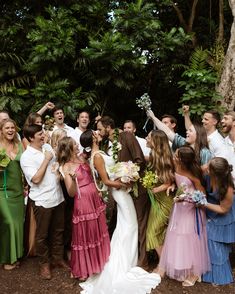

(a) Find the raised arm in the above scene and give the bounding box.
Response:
[206,186,234,214]
[37,101,55,116]
[182,105,193,130]
[147,110,175,142]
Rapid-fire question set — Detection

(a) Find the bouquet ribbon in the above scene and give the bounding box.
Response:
[195,207,203,238]
[143,117,150,132]
[147,190,158,211]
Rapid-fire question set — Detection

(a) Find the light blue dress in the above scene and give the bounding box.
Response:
[172,133,212,165]
[202,176,235,285]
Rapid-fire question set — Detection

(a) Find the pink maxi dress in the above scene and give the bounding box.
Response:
[158,173,210,281]
[70,163,110,279]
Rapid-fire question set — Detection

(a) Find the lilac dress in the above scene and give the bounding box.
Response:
[70,163,110,279]
[158,173,210,281]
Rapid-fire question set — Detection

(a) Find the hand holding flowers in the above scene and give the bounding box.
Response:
[108,161,140,183]
[0,149,11,170]
[140,170,158,190]
[136,93,153,131]
[174,183,207,205]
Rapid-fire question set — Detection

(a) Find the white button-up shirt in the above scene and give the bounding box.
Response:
[20,144,64,208]
[50,123,77,139]
[208,130,229,158]
[72,127,84,153]
[224,136,235,184]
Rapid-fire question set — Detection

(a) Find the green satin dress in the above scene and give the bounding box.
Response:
[146,183,173,251]
[0,144,24,264]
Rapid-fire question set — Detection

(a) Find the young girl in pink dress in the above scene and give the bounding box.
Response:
[157,146,210,286]
[57,137,122,280]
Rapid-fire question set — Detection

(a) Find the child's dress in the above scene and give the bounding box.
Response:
[203,176,235,285]
[70,163,110,279]
[158,173,210,281]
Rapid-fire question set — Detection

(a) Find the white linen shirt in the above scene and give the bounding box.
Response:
[72,127,83,153]
[207,130,229,158]
[224,136,235,184]
[20,144,64,208]
[50,124,77,140]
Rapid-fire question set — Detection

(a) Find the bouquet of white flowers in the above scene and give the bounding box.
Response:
[136,93,152,131]
[136,93,152,111]
[108,161,140,183]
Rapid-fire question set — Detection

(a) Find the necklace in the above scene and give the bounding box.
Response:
[111,128,122,163]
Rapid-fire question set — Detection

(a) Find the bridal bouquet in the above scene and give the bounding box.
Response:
[108,161,140,183]
[174,183,207,205]
[0,149,11,170]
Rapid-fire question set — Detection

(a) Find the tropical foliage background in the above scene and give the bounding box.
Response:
[0,0,234,132]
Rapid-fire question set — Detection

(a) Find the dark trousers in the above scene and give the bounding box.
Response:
[32,201,65,264]
[133,185,151,267]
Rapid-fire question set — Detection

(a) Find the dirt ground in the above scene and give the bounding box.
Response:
[0,254,234,294]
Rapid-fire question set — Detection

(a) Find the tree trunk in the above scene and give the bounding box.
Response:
[217,0,224,42]
[217,0,235,110]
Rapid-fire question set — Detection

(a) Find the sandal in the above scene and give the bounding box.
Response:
[3,263,17,270]
[182,276,201,287]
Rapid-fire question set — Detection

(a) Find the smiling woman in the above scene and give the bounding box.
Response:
[0,119,24,270]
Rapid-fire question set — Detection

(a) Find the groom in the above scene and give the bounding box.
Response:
[97,116,150,269]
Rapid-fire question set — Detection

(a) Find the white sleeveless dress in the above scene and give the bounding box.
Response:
[80,152,161,294]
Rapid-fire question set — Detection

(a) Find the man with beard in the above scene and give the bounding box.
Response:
[96,116,150,269]
[221,111,235,183]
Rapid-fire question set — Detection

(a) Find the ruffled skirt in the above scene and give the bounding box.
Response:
[202,199,235,285]
[70,182,110,279]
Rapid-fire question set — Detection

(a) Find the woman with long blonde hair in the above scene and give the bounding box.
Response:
[145,130,175,264]
[0,119,24,270]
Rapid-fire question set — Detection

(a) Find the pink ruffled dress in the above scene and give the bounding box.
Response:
[70,163,110,279]
[158,173,210,281]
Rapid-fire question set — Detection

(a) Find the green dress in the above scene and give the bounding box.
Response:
[146,183,173,251]
[0,144,24,264]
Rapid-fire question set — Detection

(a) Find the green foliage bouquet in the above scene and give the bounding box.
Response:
[0,149,11,170]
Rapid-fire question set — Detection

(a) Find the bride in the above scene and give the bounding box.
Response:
[79,130,161,294]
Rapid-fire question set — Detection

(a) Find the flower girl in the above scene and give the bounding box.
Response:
[157,146,210,286]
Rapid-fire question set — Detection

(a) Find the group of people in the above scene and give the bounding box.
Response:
[0,102,234,293]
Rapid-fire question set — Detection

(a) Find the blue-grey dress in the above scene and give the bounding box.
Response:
[202,176,235,285]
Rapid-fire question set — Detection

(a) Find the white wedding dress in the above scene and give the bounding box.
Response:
[80,152,161,294]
